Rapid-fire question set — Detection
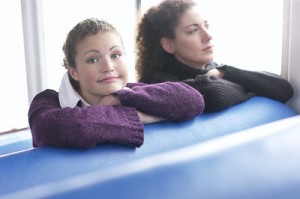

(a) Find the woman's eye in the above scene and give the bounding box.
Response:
[111,53,121,59]
[87,58,98,64]
[188,27,198,35]
[205,23,209,29]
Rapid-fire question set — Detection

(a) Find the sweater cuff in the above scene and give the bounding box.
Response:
[123,108,144,147]
[217,64,240,81]
[91,106,144,148]
[114,89,135,107]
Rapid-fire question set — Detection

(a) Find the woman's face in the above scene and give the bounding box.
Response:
[170,6,214,69]
[69,32,128,105]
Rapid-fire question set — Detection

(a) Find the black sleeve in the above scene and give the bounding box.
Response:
[140,71,254,112]
[218,65,294,103]
[139,71,179,83]
[183,75,254,112]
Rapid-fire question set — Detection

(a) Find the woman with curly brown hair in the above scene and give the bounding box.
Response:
[136,0,293,112]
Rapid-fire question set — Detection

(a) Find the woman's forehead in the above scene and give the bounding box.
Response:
[177,6,206,28]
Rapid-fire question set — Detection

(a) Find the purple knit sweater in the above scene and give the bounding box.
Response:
[28,82,204,149]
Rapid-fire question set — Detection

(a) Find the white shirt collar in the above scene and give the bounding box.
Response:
[58,72,91,108]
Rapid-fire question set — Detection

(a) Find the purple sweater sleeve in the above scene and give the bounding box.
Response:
[116,82,205,121]
[28,89,144,148]
[28,82,203,149]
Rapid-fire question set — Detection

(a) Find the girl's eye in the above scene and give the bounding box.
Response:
[87,58,98,64]
[111,53,121,59]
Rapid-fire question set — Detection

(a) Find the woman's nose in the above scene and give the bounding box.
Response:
[201,28,213,42]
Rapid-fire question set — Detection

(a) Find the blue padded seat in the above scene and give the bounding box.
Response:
[0,96,297,197]
[0,129,32,156]
[8,115,299,199]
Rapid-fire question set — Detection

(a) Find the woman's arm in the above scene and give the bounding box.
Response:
[139,71,253,113]
[115,82,205,121]
[216,65,294,103]
[183,75,253,112]
[28,89,143,148]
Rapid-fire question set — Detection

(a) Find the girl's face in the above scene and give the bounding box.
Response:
[168,6,214,69]
[69,32,128,105]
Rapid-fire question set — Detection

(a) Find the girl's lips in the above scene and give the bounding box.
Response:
[98,76,118,83]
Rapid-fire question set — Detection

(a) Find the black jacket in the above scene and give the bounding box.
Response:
[140,57,293,112]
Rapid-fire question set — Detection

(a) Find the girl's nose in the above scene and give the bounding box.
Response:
[102,59,114,73]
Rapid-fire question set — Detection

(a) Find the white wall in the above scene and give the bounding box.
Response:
[283,0,300,113]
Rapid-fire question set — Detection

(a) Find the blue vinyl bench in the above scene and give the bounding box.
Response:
[7,114,299,199]
[0,96,297,198]
[0,130,32,156]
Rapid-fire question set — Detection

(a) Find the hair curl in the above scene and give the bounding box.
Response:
[135,0,196,80]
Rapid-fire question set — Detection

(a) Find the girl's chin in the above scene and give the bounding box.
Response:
[102,85,125,94]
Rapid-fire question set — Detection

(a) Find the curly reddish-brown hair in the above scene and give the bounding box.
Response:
[135,0,196,81]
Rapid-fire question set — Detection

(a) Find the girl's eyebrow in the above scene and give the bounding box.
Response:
[84,45,122,55]
[110,45,122,51]
[84,50,99,55]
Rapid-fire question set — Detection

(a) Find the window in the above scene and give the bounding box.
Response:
[0,0,28,133]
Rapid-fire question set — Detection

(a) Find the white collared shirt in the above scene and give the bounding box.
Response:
[58,72,91,108]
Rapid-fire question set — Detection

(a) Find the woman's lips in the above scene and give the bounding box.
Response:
[203,45,213,51]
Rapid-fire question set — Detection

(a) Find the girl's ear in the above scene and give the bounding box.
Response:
[160,37,175,54]
[67,66,79,81]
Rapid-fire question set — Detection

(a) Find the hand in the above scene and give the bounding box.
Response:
[137,111,166,124]
[183,75,253,112]
[206,69,224,78]
[97,95,121,106]
[122,86,131,90]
